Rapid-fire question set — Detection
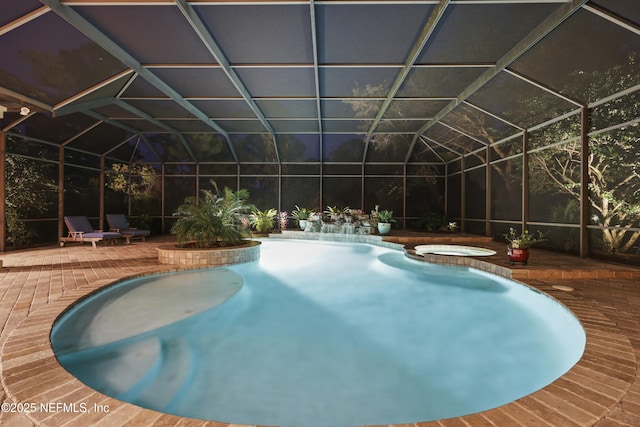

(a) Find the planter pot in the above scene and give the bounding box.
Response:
[377,222,391,235]
[299,219,308,230]
[507,247,529,265]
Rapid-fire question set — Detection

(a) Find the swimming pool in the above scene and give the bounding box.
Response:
[51,239,585,426]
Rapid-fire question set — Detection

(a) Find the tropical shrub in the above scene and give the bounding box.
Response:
[171,182,251,247]
[416,211,450,232]
[249,208,277,233]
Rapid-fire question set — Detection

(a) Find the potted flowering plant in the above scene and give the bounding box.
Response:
[291,205,312,230]
[504,227,547,265]
[279,211,288,231]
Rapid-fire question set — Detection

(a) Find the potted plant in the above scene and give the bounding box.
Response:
[249,208,278,234]
[291,205,312,230]
[504,227,547,265]
[171,181,250,247]
[373,206,395,235]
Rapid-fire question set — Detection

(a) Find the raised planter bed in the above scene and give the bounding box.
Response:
[157,240,261,267]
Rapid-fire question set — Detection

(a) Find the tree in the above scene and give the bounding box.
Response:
[106,162,159,201]
[342,82,457,217]
[5,155,57,245]
[529,123,640,254]
[528,56,640,254]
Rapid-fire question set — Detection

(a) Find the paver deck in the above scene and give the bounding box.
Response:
[0,233,639,426]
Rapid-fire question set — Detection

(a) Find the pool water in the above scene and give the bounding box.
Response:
[52,240,585,427]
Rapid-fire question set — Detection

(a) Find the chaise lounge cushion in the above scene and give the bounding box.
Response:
[63,216,122,241]
[106,214,150,242]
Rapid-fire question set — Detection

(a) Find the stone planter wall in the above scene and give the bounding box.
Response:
[157,240,261,267]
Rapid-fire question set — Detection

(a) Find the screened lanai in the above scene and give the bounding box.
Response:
[0,0,639,263]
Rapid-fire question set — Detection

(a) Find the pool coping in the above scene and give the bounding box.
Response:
[274,231,514,279]
[1,236,636,426]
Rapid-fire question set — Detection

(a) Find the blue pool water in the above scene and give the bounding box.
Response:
[52,240,585,426]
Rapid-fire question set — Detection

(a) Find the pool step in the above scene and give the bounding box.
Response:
[57,337,163,398]
[130,336,195,412]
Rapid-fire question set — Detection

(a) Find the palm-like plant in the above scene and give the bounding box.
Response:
[377,209,395,223]
[291,205,311,222]
[171,182,251,247]
[249,208,278,233]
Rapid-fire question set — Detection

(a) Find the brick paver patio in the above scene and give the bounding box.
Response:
[0,234,639,426]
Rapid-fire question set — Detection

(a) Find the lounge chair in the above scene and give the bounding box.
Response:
[60,216,122,248]
[106,214,150,244]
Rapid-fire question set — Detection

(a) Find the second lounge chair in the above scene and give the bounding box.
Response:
[106,213,151,244]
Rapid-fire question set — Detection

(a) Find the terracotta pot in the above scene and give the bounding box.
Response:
[507,247,529,265]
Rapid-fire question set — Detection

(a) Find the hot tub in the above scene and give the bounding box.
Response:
[415,244,497,257]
